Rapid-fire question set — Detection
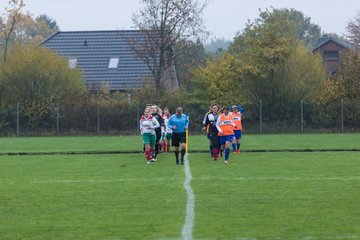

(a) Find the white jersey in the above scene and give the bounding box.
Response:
[139,115,160,135]
[163,114,173,134]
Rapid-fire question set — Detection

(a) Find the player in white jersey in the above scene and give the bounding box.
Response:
[162,107,172,152]
[140,108,160,163]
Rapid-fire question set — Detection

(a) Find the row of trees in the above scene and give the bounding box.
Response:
[1,0,60,107]
[1,0,59,58]
[190,8,326,119]
[0,1,359,135]
[185,7,360,130]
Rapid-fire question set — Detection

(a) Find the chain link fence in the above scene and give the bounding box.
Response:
[243,99,360,133]
[0,99,359,136]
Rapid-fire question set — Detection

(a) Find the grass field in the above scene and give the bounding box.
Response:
[0,133,359,239]
[0,133,359,153]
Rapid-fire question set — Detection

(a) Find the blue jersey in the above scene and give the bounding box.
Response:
[167,114,189,133]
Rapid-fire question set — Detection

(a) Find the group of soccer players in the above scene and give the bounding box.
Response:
[139,104,189,165]
[202,104,243,164]
[139,103,242,165]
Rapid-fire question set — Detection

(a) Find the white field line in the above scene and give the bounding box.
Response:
[324,235,359,239]
[198,176,360,181]
[237,235,359,240]
[26,178,184,184]
[181,153,195,240]
[0,176,360,185]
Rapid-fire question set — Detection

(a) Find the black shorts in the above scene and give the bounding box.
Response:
[210,132,220,149]
[172,132,186,147]
[155,128,162,141]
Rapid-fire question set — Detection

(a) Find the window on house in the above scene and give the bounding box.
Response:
[108,58,119,69]
[324,51,339,61]
[68,58,77,69]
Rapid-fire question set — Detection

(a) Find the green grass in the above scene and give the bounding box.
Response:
[191,133,360,151]
[0,136,143,153]
[0,154,185,240]
[191,152,360,239]
[0,134,360,239]
[0,133,359,153]
[240,133,360,151]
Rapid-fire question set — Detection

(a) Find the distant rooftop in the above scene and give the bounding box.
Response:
[313,35,352,51]
[41,30,159,91]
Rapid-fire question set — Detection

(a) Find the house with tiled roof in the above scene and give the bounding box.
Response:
[41,30,179,91]
[313,35,352,76]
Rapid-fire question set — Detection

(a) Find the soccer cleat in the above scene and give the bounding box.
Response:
[236,149,241,153]
[147,160,152,164]
[180,160,184,165]
[176,160,179,165]
[152,158,157,162]
[224,160,228,164]
[214,158,218,161]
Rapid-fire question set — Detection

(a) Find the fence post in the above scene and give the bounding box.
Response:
[259,100,263,133]
[16,102,20,136]
[341,99,344,132]
[136,104,139,132]
[97,101,100,134]
[56,103,60,134]
[301,100,304,132]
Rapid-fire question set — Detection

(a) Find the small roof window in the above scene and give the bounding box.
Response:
[68,58,77,69]
[108,58,119,69]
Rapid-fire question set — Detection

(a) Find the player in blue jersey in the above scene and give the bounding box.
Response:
[167,107,189,165]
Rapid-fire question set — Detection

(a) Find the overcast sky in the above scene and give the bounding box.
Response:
[1,0,359,40]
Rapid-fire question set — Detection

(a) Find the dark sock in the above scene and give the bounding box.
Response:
[225,148,230,160]
[175,150,179,162]
[181,149,185,161]
[232,143,237,151]
[155,142,159,153]
[237,143,240,150]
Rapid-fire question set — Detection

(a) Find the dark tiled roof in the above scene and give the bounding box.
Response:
[41,30,159,90]
[313,35,352,51]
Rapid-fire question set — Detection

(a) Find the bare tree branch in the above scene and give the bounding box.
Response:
[132,0,209,97]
